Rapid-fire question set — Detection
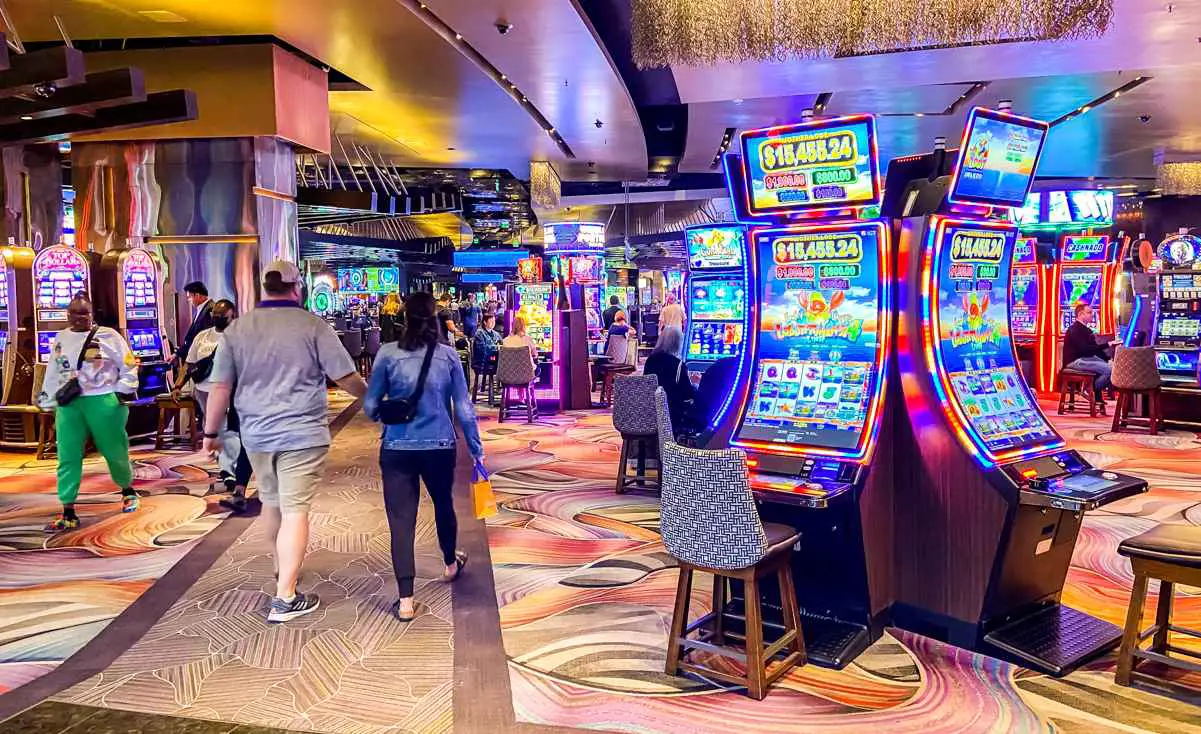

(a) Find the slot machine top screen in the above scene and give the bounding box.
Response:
[928,220,1060,461]
[34,246,88,309]
[739,115,882,217]
[687,225,745,270]
[336,267,400,295]
[121,249,158,310]
[948,108,1047,208]
[733,221,888,457]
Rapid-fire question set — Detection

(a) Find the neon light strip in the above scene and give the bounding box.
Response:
[1124,292,1144,347]
[731,220,892,464]
[920,216,1064,468]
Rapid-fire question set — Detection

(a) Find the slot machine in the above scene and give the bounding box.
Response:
[1150,232,1201,420]
[1038,233,1119,388]
[683,224,750,435]
[891,107,1147,675]
[1008,236,1048,387]
[543,223,606,351]
[505,280,589,410]
[0,247,35,405]
[32,245,90,364]
[725,114,895,668]
[93,248,171,396]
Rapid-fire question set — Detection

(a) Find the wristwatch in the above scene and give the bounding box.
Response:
[203,432,220,439]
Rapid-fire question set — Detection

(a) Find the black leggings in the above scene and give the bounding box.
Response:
[380,448,458,598]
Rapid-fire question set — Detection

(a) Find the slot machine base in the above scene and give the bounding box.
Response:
[720,595,877,670]
[982,603,1121,676]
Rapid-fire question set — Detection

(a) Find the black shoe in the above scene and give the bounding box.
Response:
[267,592,320,623]
[219,493,248,514]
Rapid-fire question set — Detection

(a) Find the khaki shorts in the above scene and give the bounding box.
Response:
[247,446,328,513]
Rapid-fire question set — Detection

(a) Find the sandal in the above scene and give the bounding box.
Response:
[393,600,424,623]
[441,550,468,583]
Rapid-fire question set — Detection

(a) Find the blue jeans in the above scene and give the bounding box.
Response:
[1068,356,1112,396]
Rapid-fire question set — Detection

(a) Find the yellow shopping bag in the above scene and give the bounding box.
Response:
[472,459,497,519]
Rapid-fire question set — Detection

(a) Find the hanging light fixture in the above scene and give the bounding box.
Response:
[631,0,1113,68]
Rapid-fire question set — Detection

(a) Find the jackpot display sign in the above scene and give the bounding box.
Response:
[948,108,1047,208]
[734,222,887,453]
[543,222,605,252]
[687,225,745,269]
[930,222,1058,456]
[34,247,88,310]
[337,267,400,295]
[1060,234,1109,263]
[1058,267,1103,333]
[121,249,158,313]
[740,115,881,216]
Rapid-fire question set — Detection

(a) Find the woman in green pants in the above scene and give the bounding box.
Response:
[38,294,141,532]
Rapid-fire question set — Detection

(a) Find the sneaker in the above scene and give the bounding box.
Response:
[267,592,320,623]
[122,493,140,513]
[44,515,80,533]
[219,493,248,514]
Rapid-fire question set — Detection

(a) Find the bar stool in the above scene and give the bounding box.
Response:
[1110,346,1164,435]
[612,374,660,494]
[655,388,805,700]
[155,393,199,450]
[472,349,499,405]
[1057,368,1103,417]
[1115,525,1201,687]
[497,346,537,424]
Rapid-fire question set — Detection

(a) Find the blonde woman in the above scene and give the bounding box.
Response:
[502,315,538,365]
[380,293,403,343]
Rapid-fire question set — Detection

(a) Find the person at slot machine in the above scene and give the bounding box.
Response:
[603,296,623,330]
[659,293,686,331]
[38,294,141,533]
[1064,302,1121,401]
[502,316,539,366]
[642,326,696,436]
[176,281,214,367]
[380,293,403,344]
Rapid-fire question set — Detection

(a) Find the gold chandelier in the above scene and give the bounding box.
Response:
[631,0,1114,68]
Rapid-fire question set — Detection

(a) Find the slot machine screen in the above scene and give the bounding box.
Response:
[1010,267,1039,338]
[34,248,88,310]
[127,328,163,359]
[1157,350,1200,382]
[687,322,744,362]
[512,283,554,353]
[948,108,1047,208]
[1058,266,1103,333]
[0,330,7,353]
[734,222,886,452]
[121,249,158,312]
[687,226,745,269]
[37,331,55,361]
[0,257,8,316]
[689,277,746,322]
[932,222,1058,455]
[584,286,602,336]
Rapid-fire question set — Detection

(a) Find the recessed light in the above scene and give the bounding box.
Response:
[138,9,188,22]
[733,98,743,104]
[447,146,457,151]
[20,115,32,121]
[454,33,462,40]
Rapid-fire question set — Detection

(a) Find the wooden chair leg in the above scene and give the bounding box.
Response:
[36,415,49,460]
[1086,381,1097,418]
[615,438,630,494]
[1111,391,1125,433]
[1057,380,1068,415]
[711,573,727,646]
[1115,569,1150,686]
[526,386,535,424]
[778,562,806,660]
[665,565,693,676]
[1152,580,1174,653]
[188,406,198,450]
[498,386,508,423]
[743,573,766,700]
[1149,389,1161,436]
[155,407,167,450]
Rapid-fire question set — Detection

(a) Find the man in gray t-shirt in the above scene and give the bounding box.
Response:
[203,260,367,623]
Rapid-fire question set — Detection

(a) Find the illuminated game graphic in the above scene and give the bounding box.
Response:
[688,321,744,362]
[543,222,605,252]
[1060,234,1109,263]
[121,249,158,311]
[512,283,554,352]
[1058,267,1103,332]
[734,221,888,454]
[1010,268,1039,338]
[0,256,9,320]
[740,115,882,216]
[127,328,163,359]
[34,247,87,309]
[604,285,632,308]
[689,277,746,321]
[687,225,745,269]
[1155,273,1201,346]
[583,285,603,336]
[927,221,1058,458]
[948,108,1047,208]
[517,256,544,283]
[336,267,400,295]
[565,256,602,284]
[1158,233,1201,269]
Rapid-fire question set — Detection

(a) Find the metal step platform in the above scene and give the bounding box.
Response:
[983,604,1122,676]
[722,598,872,670]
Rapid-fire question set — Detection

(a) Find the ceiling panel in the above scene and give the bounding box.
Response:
[823,84,975,116]
[426,0,647,181]
[681,94,819,173]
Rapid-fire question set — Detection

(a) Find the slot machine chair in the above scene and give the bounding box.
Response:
[612,374,661,494]
[497,346,538,423]
[1056,368,1103,417]
[1109,346,1164,435]
[657,389,806,699]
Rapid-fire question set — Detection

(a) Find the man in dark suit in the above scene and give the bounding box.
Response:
[176,281,214,365]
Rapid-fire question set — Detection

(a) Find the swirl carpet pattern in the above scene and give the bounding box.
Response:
[480,401,1201,733]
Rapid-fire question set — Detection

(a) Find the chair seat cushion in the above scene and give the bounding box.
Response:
[1118,525,1201,568]
[1061,369,1094,380]
[763,522,801,558]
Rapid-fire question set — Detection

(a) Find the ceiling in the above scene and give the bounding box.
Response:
[10,0,1201,190]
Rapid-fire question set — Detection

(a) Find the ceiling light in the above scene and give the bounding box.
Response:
[454,33,463,40]
[915,112,924,117]
[138,9,188,23]
[20,115,32,121]
[500,74,507,80]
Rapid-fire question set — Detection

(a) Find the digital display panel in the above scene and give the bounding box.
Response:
[932,222,1058,454]
[121,249,158,313]
[948,108,1048,208]
[1010,266,1039,338]
[128,328,163,359]
[1157,350,1200,382]
[1047,191,1071,223]
[310,284,335,316]
[1013,236,1038,265]
[561,255,603,285]
[1060,235,1109,263]
[1158,234,1201,270]
[739,115,881,216]
[33,246,88,309]
[605,286,632,308]
[1068,190,1114,224]
[37,331,54,361]
[517,257,543,283]
[687,321,744,362]
[452,249,529,269]
[0,331,7,353]
[543,222,605,252]
[734,222,886,452]
[1058,266,1103,333]
[583,285,603,337]
[689,277,746,322]
[0,256,8,317]
[1009,193,1041,226]
[687,225,746,270]
[336,267,400,295]
[512,283,554,352]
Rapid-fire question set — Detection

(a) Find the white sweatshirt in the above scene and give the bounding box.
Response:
[39,327,140,408]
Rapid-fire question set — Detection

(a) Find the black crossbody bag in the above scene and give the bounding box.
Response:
[379,343,436,425]
[55,326,100,406]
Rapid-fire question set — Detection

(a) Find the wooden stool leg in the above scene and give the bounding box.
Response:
[1152,580,1174,653]
[1115,569,1150,686]
[778,562,806,660]
[743,573,766,700]
[615,438,630,494]
[155,407,167,450]
[1111,391,1125,433]
[526,386,535,423]
[472,372,481,403]
[1087,380,1097,417]
[665,566,693,676]
[188,407,198,450]
[1149,390,1161,436]
[711,573,727,646]
[1058,378,1068,415]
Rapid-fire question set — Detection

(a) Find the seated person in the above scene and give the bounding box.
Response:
[502,315,538,367]
[472,312,502,374]
[604,311,635,363]
[642,326,696,435]
[690,355,739,431]
[1063,302,1119,400]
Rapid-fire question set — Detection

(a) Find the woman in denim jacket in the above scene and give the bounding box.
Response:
[364,292,484,622]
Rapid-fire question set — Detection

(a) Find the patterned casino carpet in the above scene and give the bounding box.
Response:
[480,401,1201,734]
[0,392,357,699]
